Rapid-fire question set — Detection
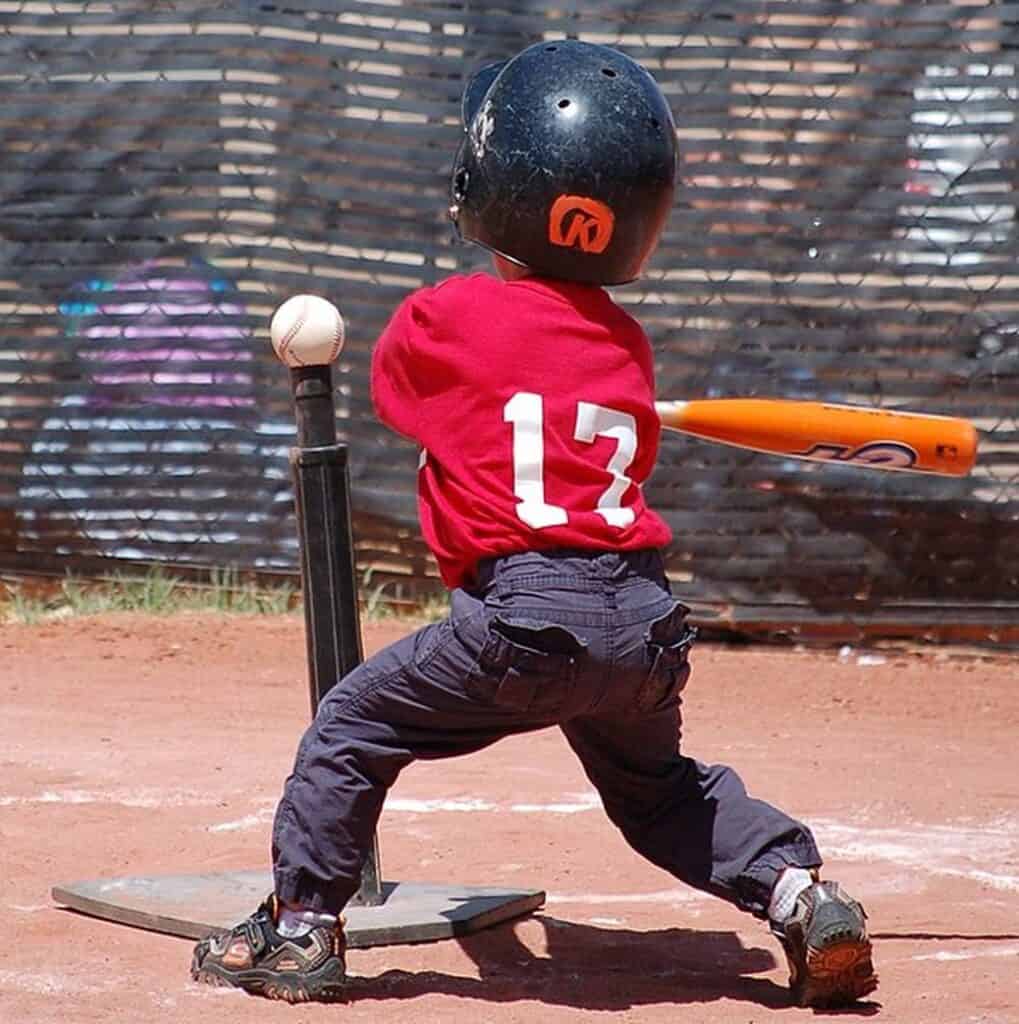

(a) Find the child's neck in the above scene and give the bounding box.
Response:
[493,255,533,282]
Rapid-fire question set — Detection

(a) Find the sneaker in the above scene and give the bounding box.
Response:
[190,895,347,1003]
[772,880,878,1008]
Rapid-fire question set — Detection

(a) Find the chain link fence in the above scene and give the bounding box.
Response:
[1,1,1017,643]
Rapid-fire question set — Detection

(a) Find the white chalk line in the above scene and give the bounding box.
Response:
[0,787,218,809]
[0,968,250,1000]
[0,968,118,997]
[207,811,268,832]
[8,784,1017,896]
[509,793,603,814]
[387,793,604,815]
[913,944,1019,963]
[207,792,602,832]
[547,888,709,907]
[811,818,1019,893]
[921,865,1019,893]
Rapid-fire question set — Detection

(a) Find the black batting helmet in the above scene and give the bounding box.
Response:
[449,40,678,285]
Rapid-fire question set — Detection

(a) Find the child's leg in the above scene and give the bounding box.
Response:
[562,700,876,1007]
[193,575,591,1000]
[271,619,480,913]
[560,708,821,916]
[270,588,583,915]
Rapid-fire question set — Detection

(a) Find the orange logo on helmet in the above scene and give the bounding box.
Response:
[548,195,615,253]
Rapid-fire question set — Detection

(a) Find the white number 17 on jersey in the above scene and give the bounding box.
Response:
[504,391,638,530]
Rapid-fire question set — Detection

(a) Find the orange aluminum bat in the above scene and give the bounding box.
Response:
[655,398,978,477]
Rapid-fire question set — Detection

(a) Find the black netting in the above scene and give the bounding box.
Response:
[1,1,1017,640]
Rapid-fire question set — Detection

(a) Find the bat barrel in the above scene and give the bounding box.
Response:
[656,399,978,477]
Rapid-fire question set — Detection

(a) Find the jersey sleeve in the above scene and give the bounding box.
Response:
[370,293,424,441]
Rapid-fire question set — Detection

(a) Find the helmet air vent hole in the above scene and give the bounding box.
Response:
[453,167,469,201]
[545,45,558,51]
[601,68,617,77]
[649,117,660,130]
[558,98,571,109]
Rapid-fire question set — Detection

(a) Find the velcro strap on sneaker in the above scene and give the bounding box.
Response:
[243,916,268,956]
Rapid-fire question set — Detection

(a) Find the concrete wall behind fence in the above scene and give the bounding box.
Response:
[1,1,1017,643]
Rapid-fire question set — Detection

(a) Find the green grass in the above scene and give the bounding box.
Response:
[1,567,297,622]
[0,566,448,624]
[360,566,448,622]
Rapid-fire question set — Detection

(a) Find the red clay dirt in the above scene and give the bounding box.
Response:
[2,612,1017,1023]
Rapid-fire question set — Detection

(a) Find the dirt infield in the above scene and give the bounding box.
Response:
[3,612,1017,1023]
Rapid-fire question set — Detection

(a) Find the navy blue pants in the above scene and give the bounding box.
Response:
[272,549,820,916]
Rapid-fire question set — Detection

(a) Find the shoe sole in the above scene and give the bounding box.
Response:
[191,956,347,1004]
[798,936,878,1008]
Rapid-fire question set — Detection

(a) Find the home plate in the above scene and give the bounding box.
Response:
[52,871,545,948]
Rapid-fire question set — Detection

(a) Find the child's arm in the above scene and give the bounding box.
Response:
[370,296,422,442]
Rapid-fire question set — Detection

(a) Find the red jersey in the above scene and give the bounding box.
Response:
[370,272,672,588]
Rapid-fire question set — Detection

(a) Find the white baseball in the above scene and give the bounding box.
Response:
[270,294,345,367]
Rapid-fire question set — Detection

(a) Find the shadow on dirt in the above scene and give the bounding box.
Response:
[343,915,881,1014]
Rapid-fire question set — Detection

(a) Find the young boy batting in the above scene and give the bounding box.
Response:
[191,39,877,1008]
